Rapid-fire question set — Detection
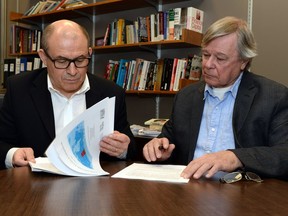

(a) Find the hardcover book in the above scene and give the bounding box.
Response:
[138,60,151,91]
[186,7,204,33]
[145,61,156,90]
[116,59,130,87]
[154,59,164,91]
[168,9,175,40]
[131,58,145,90]
[137,16,148,42]
[189,55,202,80]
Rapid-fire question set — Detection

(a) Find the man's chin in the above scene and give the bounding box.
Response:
[203,77,219,87]
[64,85,82,94]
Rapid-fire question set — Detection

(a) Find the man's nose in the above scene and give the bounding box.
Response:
[66,62,78,75]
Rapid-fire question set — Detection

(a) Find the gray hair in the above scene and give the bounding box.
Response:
[202,16,257,70]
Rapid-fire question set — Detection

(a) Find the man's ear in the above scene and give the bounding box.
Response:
[241,60,249,70]
[88,47,93,56]
[38,49,47,66]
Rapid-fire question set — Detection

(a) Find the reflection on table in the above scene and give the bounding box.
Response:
[0,161,288,215]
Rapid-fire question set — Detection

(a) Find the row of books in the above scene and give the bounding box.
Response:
[101,6,204,46]
[10,25,42,54]
[24,0,87,16]
[2,57,43,88]
[104,55,202,92]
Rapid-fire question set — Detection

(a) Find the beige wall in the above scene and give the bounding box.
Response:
[199,0,288,86]
[252,0,288,86]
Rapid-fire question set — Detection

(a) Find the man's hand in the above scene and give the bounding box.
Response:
[181,150,243,179]
[13,148,35,167]
[143,137,175,162]
[100,131,130,157]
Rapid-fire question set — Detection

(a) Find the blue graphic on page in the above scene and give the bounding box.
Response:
[67,121,92,169]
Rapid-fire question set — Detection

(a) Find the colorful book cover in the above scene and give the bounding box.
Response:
[187,7,204,33]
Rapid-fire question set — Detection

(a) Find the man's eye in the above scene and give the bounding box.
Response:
[56,59,69,64]
[75,58,86,63]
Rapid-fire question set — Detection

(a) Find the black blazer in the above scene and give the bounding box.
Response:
[0,68,137,169]
[161,71,288,179]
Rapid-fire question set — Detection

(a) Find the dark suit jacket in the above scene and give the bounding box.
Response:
[160,71,288,179]
[0,68,137,169]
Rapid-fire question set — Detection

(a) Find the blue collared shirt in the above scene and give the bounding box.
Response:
[193,73,243,159]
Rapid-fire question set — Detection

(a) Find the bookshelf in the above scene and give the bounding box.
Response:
[8,0,203,122]
[10,9,202,54]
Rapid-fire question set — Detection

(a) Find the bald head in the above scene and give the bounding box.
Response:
[41,19,90,51]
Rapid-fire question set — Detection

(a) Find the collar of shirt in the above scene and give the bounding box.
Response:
[47,74,90,135]
[203,72,243,100]
[47,74,90,97]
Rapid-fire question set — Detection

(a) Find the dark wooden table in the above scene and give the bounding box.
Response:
[0,161,288,216]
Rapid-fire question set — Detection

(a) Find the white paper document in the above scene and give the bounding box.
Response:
[112,163,189,183]
[29,97,115,177]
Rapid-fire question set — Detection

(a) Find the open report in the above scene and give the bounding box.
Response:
[29,97,115,177]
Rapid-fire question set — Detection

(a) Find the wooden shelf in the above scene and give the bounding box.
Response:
[9,51,39,57]
[10,28,202,56]
[10,11,83,25]
[126,90,177,95]
[10,0,193,25]
[93,29,202,53]
[10,0,152,25]
[126,79,199,95]
[74,0,151,15]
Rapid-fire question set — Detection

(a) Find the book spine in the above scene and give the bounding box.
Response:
[138,16,148,42]
[154,59,164,91]
[103,23,110,46]
[169,58,178,91]
[158,11,164,41]
[138,60,150,90]
[126,60,136,90]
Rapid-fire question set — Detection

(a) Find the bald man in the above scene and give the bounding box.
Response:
[0,20,137,169]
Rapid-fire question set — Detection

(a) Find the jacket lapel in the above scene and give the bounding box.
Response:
[188,83,206,161]
[30,70,55,139]
[85,75,102,109]
[233,72,257,135]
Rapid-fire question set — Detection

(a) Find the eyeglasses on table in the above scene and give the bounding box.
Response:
[219,171,263,183]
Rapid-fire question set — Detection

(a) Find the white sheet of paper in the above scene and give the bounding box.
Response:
[30,97,115,176]
[112,163,189,183]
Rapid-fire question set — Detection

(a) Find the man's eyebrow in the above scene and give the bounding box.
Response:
[54,54,87,60]
[215,52,228,58]
[202,49,228,57]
